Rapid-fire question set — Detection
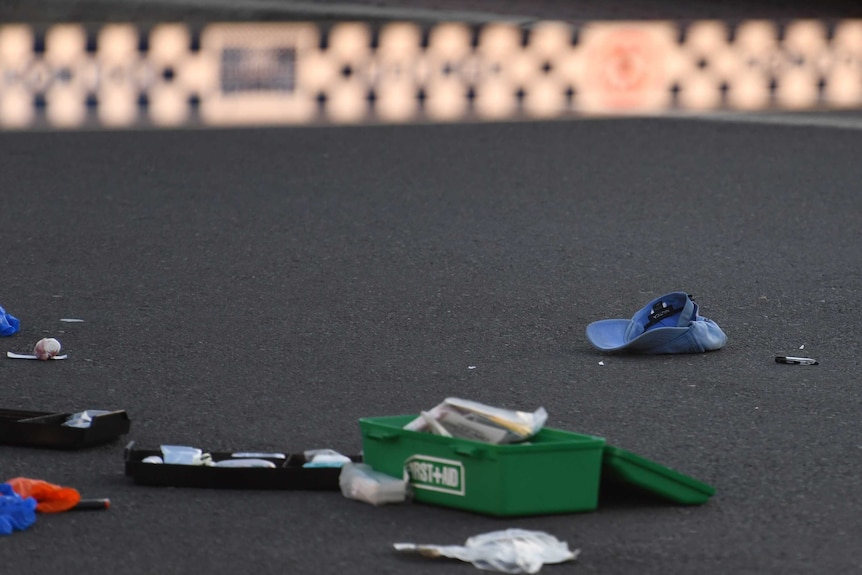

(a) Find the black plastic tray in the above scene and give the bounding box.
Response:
[124,441,361,490]
[0,408,131,449]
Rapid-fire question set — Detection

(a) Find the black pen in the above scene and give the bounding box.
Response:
[71,498,111,511]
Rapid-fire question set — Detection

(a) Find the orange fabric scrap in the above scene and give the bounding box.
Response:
[6,477,81,513]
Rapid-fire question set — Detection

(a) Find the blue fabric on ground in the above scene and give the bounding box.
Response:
[0,304,20,336]
[0,483,37,535]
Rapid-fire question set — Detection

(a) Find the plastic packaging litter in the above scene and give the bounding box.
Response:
[161,445,206,465]
[303,449,352,468]
[156,448,287,467]
[0,305,20,337]
[62,410,113,428]
[393,529,579,574]
[231,452,286,460]
[6,477,81,513]
[404,398,548,444]
[339,463,409,506]
[212,459,276,468]
[0,483,36,535]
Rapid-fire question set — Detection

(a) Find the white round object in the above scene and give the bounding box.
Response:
[33,337,62,360]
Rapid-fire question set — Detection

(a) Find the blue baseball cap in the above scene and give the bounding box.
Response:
[585,292,727,354]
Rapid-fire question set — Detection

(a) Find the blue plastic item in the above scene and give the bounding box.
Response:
[0,483,37,535]
[0,305,20,336]
[585,292,727,354]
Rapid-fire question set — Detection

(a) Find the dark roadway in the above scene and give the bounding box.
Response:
[1,1,861,574]
[0,116,860,574]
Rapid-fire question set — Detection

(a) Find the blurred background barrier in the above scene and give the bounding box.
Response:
[0,19,861,129]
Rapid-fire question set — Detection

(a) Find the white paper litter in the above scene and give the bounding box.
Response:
[394,529,578,574]
[799,344,805,349]
[6,352,68,360]
[60,318,85,323]
[598,361,605,366]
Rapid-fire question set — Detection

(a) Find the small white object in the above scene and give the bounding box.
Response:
[6,351,68,360]
[60,318,85,323]
[161,445,205,465]
[598,361,605,366]
[468,366,476,370]
[213,458,276,468]
[33,338,62,360]
[421,410,453,437]
[339,463,408,506]
[303,449,351,467]
[142,456,164,464]
[62,410,112,428]
[303,454,352,468]
[799,344,805,349]
[232,452,286,459]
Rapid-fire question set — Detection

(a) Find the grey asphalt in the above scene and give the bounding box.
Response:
[1,117,860,574]
[1,1,862,574]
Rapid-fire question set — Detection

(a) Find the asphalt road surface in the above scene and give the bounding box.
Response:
[1,2,862,575]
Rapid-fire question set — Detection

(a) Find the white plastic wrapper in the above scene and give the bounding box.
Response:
[393,529,578,574]
[61,410,113,428]
[161,445,206,465]
[303,449,352,468]
[304,449,342,458]
[339,463,409,506]
[212,458,276,468]
[404,398,548,444]
[231,452,286,460]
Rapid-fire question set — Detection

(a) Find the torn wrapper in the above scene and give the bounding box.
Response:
[394,529,578,574]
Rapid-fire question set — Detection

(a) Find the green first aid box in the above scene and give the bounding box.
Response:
[359,414,607,517]
[359,414,716,517]
[600,445,715,505]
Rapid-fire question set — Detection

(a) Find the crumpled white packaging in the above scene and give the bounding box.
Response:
[404,398,548,444]
[393,529,578,574]
[339,463,409,506]
[61,410,113,428]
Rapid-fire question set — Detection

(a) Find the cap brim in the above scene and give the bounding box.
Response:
[585,319,633,351]
[587,319,690,352]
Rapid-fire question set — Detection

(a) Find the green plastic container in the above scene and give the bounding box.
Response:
[601,445,715,505]
[359,414,606,517]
